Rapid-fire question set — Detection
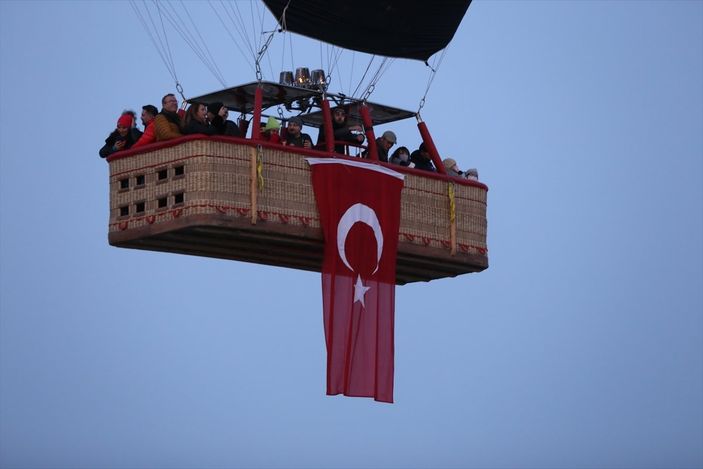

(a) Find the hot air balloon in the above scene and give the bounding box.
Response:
[109,0,486,284]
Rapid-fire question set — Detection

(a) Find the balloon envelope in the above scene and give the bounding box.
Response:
[262,0,472,61]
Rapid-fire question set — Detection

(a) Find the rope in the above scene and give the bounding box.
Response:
[256,145,265,190]
[250,146,258,225]
[448,182,457,255]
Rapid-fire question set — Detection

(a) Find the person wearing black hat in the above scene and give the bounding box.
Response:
[410,142,436,172]
[283,117,313,148]
[207,102,242,138]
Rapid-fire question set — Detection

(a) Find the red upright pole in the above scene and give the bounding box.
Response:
[417,120,446,174]
[252,84,263,141]
[321,98,335,154]
[359,104,378,161]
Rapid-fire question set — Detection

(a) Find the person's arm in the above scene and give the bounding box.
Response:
[99,134,121,158]
[131,123,155,149]
[99,142,113,158]
[303,134,313,148]
[183,120,217,136]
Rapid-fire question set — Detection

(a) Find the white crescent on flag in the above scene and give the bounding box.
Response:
[336,203,384,275]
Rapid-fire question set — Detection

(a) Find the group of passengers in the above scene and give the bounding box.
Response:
[100,93,478,181]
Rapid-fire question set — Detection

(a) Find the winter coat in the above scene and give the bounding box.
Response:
[318,120,363,154]
[182,118,217,136]
[284,132,313,148]
[210,115,243,137]
[99,128,142,158]
[153,111,183,141]
[390,154,412,167]
[131,121,155,149]
[410,150,436,172]
[362,138,390,162]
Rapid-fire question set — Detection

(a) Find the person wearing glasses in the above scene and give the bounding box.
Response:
[153,93,183,142]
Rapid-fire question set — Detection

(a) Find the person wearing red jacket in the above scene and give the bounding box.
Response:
[131,104,158,149]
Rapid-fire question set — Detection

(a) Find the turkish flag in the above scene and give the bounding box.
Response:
[307,158,404,403]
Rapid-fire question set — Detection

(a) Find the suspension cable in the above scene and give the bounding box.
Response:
[351,55,375,99]
[130,1,177,83]
[228,0,257,60]
[357,57,394,102]
[130,0,186,99]
[158,0,227,87]
[207,0,255,74]
[178,0,227,86]
[418,46,449,114]
[255,28,276,82]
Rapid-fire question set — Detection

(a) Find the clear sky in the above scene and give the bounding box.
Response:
[1,1,702,468]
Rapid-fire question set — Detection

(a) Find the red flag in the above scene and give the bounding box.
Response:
[307,158,404,403]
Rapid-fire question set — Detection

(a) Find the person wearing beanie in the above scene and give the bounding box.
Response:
[207,102,242,138]
[410,142,436,172]
[131,104,159,149]
[99,111,143,158]
[283,117,313,148]
[316,106,365,154]
[390,146,413,167]
[153,93,183,141]
[260,116,281,143]
[443,158,461,177]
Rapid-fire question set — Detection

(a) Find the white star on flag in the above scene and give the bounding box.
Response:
[353,275,371,308]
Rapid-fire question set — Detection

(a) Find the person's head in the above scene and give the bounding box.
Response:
[379,130,396,151]
[116,113,133,137]
[162,93,178,113]
[185,103,207,124]
[207,102,226,121]
[121,110,137,128]
[141,105,158,126]
[391,146,410,162]
[262,116,280,134]
[332,106,347,125]
[287,117,303,136]
[442,157,458,173]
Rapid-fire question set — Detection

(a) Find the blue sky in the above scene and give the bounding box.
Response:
[1,1,701,468]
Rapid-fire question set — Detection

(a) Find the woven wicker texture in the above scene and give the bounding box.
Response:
[109,140,487,255]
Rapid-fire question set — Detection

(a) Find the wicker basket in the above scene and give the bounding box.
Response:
[108,137,488,283]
